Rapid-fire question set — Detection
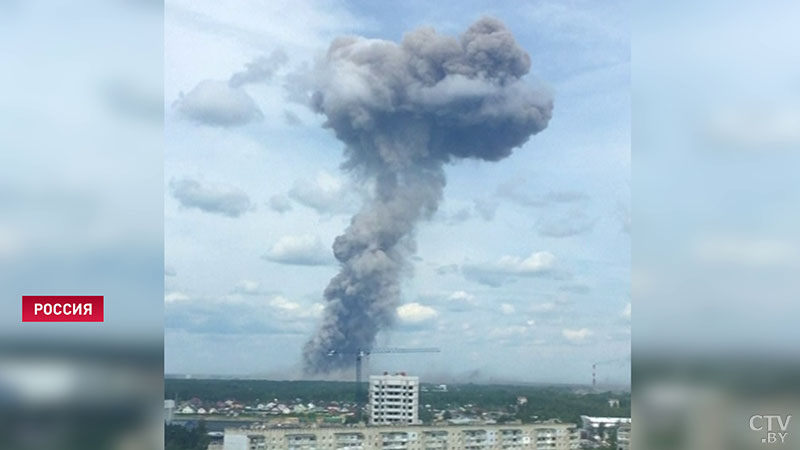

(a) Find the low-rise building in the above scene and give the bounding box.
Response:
[579,416,631,446]
[223,423,579,450]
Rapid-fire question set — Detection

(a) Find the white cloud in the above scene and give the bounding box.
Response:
[268,195,293,213]
[165,294,322,336]
[233,280,263,295]
[265,295,323,319]
[170,177,252,217]
[269,295,301,311]
[165,291,190,303]
[462,251,558,286]
[496,252,556,273]
[500,303,516,314]
[562,328,593,344]
[446,290,476,311]
[396,302,438,323]
[174,79,263,127]
[449,290,474,302]
[262,234,333,266]
[288,171,358,215]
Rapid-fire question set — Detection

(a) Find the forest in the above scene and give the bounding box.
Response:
[165,378,630,425]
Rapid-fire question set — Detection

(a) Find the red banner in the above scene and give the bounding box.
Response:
[22,296,104,322]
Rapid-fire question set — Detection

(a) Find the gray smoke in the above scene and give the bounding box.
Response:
[303,17,553,373]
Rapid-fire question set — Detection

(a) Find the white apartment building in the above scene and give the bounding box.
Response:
[368,373,419,425]
[222,423,580,450]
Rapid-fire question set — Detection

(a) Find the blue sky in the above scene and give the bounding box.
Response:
[164,0,630,385]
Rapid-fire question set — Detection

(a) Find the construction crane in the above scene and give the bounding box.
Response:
[592,358,629,389]
[327,347,440,420]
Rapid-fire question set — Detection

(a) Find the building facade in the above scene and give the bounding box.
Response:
[368,373,419,425]
[616,423,630,450]
[579,416,631,448]
[579,416,631,438]
[222,423,579,450]
[164,399,175,423]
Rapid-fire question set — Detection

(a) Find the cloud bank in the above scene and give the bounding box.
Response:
[170,178,253,217]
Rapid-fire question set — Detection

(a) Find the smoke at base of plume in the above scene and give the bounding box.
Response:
[303,17,553,373]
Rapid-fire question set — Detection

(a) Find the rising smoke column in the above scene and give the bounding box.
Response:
[303,17,553,373]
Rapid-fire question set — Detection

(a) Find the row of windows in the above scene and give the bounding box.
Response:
[246,429,575,449]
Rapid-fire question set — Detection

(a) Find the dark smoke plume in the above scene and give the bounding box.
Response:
[303,17,553,373]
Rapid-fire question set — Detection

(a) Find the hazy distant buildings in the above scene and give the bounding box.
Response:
[616,423,631,450]
[164,399,175,423]
[368,373,419,425]
[421,384,448,393]
[223,422,580,450]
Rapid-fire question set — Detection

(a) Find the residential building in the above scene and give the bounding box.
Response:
[579,416,631,445]
[368,373,419,425]
[222,422,580,450]
[616,423,630,450]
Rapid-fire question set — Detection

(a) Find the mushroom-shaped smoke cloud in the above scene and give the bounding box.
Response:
[303,17,553,373]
